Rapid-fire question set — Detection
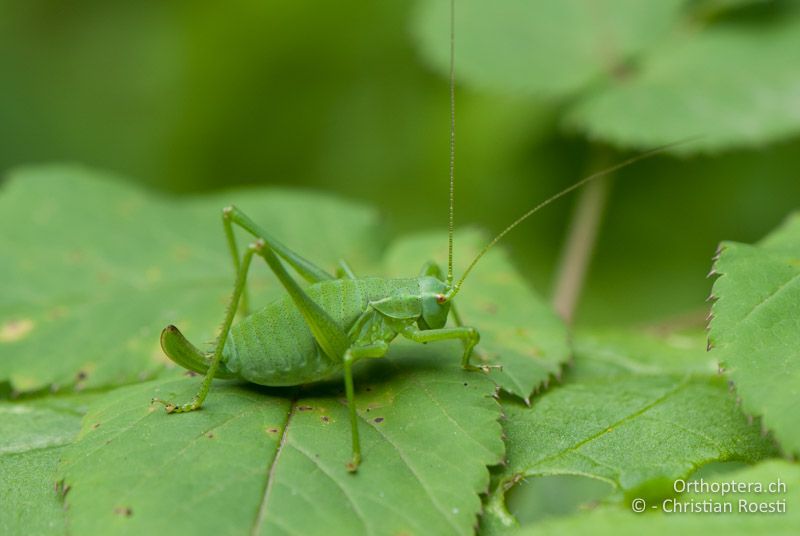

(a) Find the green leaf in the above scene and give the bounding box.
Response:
[58,343,503,535]
[0,166,384,393]
[567,11,800,152]
[569,329,718,380]
[483,329,777,532]
[709,212,800,455]
[412,0,687,97]
[515,460,798,535]
[413,0,800,152]
[0,394,96,535]
[384,230,570,401]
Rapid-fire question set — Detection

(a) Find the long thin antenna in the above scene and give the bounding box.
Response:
[446,0,456,285]
[448,138,698,297]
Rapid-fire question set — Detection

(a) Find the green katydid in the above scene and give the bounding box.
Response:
[153,0,689,471]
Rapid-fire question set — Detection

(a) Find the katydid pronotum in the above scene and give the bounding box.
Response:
[153,0,688,471]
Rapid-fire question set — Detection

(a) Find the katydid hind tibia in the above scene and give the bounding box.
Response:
[153,1,690,472]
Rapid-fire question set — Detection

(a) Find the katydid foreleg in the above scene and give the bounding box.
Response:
[399,325,495,372]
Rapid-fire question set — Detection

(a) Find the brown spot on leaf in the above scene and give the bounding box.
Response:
[374,417,384,423]
[183,370,199,377]
[1,319,34,343]
[266,427,280,434]
[114,507,133,517]
[525,346,542,358]
[321,416,330,423]
[47,306,67,320]
[297,405,313,412]
[172,245,192,261]
[66,249,85,263]
[92,423,101,430]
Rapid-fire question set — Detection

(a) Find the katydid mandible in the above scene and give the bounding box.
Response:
[153,0,687,471]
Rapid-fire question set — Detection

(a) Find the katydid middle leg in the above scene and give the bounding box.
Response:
[343,342,389,471]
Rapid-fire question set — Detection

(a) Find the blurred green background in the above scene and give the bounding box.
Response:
[2,0,799,326]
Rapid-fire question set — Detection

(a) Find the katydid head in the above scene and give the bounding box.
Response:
[419,276,451,329]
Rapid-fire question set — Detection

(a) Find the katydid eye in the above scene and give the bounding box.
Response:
[435,294,446,304]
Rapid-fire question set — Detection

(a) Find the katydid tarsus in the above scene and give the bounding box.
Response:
[153,0,689,471]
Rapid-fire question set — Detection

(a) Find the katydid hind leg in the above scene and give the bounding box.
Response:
[154,243,258,413]
[336,259,357,280]
[224,205,334,284]
[157,237,350,416]
[254,243,350,362]
[222,209,251,317]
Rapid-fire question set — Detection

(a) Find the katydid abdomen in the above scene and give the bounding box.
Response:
[222,277,420,386]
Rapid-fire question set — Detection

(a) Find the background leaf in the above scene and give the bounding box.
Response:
[413,0,800,152]
[482,329,777,533]
[384,231,570,401]
[709,212,800,455]
[412,0,687,97]
[59,343,503,536]
[567,10,800,152]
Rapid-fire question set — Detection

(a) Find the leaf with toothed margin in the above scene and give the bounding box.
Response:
[513,460,799,536]
[383,230,570,401]
[0,165,384,393]
[709,211,800,456]
[57,342,504,536]
[0,393,98,535]
[480,329,778,534]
